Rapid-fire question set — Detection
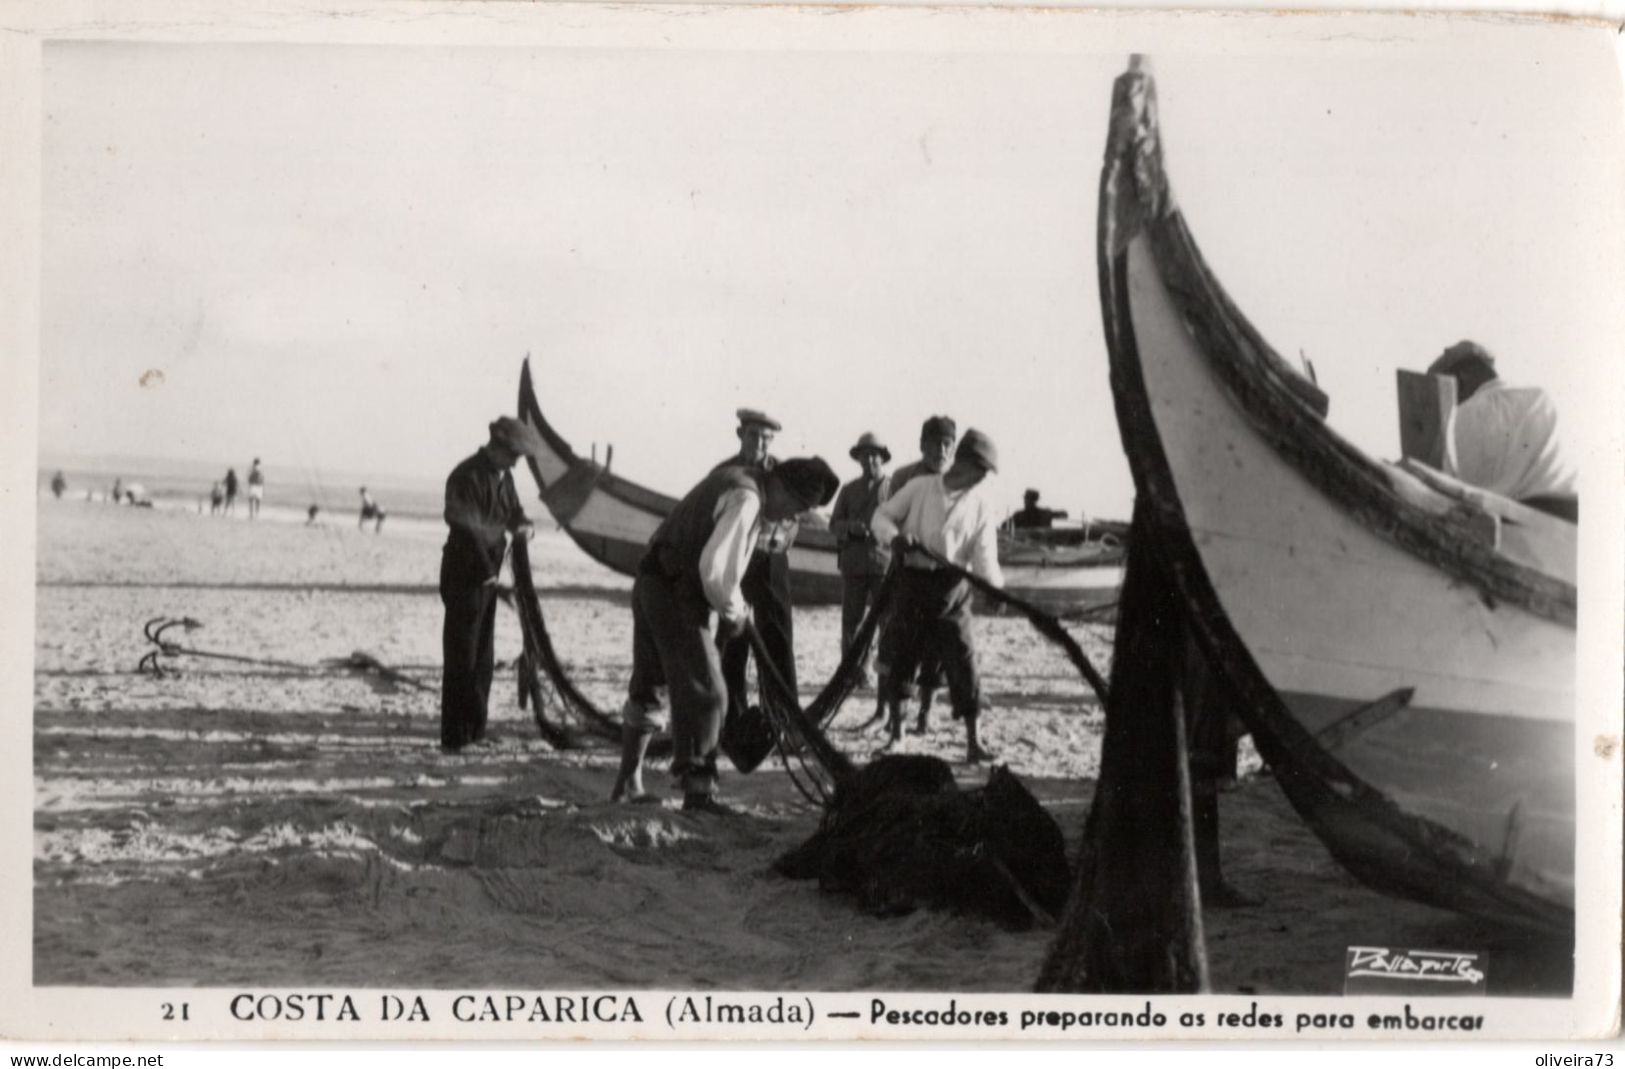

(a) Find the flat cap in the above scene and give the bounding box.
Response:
[955,428,998,473]
[488,416,545,457]
[776,456,840,509]
[736,408,782,432]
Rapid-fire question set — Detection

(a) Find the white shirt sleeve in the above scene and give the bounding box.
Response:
[699,489,761,621]
[969,501,1004,588]
[870,477,920,545]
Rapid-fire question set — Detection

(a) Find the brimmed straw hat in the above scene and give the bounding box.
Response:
[848,432,891,463]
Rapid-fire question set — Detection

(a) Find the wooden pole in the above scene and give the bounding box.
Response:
[1036,500,1209,993]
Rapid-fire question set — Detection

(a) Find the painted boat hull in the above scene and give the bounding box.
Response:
[1099,64,1574,930]
[516,362,1124,613]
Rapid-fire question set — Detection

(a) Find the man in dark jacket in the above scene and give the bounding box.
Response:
[828,431,893,689]
[439,417,540,753]
[612,455,838,812]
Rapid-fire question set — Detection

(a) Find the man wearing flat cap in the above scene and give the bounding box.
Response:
[438,416,542,753]
[1426,341,1577,520]
[711,408,802,735]
[613,454,839,813]
[828,432,894,689]
[871,427,1003,763]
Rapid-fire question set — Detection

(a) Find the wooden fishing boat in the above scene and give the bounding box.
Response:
[516,360,1124,614]
[1099,60,1575,931]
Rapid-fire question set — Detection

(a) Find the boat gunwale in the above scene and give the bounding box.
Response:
[1097,63,1571,931]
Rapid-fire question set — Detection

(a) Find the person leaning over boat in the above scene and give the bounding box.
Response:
[611,455,839,813]
[712,409,801,728]
[1427,341,1578,521]
[866,414,957,735]
[870,428,1003,763]
[439,417,541,754]
[828,432,893,690]
[1010,488,1068,531]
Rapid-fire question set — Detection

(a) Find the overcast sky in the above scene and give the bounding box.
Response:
[37,23,1625,519]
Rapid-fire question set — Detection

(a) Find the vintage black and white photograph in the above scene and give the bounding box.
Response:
[2,0,1620,1044]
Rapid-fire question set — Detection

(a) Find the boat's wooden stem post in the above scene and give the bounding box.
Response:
[1037,501,1209,993]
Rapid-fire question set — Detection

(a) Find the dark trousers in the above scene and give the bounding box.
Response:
[877,569,981,719]
[720,551,796,715]
[839,571,886,674]
[440,583,499,749]
[634,573,728,792]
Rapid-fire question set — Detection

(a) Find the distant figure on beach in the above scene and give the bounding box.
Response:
[50,471,67,499]
[612,454,838,811]
[1426,340,1578,521]
[872,428,1003,763]
[223,468,239,515]
[209,482,224,515]
[358,487,387,533]
[828,431,892,691]
[439,418,542,754]
[111,477,123,505]
[306,504,320,525]
[246,459,265,519]
[1011,488,1068,531]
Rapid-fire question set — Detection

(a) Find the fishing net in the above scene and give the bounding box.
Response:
[508,537,623,748]
[773,754,1072,930]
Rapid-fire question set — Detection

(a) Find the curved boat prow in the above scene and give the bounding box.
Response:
[1099,61,1574,933]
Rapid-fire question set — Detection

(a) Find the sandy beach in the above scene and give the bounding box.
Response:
[32,496,1571,996]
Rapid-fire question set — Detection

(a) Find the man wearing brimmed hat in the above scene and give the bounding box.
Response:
[710,408,802,739]
[1425,340,1577,520]
[612,454,839,813]
[871,427,1003,763]
[437,416,543,753]
[829,431,894,689]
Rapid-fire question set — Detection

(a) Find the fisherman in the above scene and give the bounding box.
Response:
[438,417,541,754]
[246,458,265,519]
[1427,341,1578,520]
[868,414,957,735]
[712,409,800,729]
[871,428,1003,763]
[611,454,839,812]
[828,432,893,690]
[1011,488,1068,530]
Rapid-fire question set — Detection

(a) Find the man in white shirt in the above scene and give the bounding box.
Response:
[612,455,838,813]
[1429,341,1578,521]
[871,428,1004,763]
[711,409,802,741]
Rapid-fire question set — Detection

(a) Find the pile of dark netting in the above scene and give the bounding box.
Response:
[773,754,1072,930]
